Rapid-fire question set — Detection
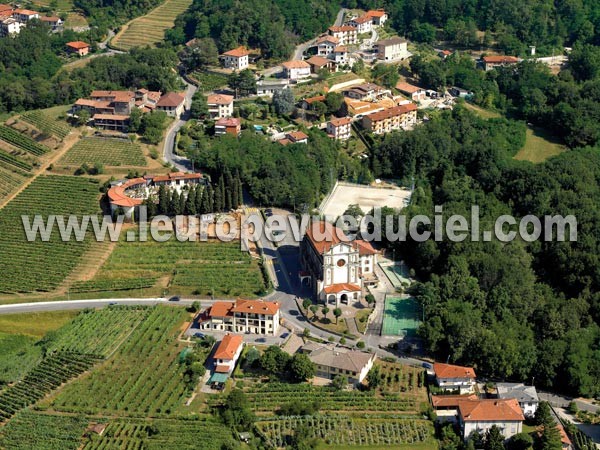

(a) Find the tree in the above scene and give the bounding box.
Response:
[506,432,533,450]
[333,307,342,324]
[245,347,260,367]
[309,305,318,320]
[272,88,295,115]
[221,389,255,431]
[312,101,327,116]
[365,294,375,306]
[321,306,330,320]
[331,374,347,390]
[288,353,315,382]
[534,402,553,426]
[302,298,312,311]
[484,425,504,450]
[366,364,382,389]
[260,345,290,374]
[325,92,343,114]
[190,92,208,118]
[75,108,90,126]
[229,69,256,98]
[181,38,219,72]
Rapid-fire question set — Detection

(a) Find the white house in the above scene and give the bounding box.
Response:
[0,17,23,37]
[328,26,358,45]
[434,362,477,394]
[199,299,281,335]
[333,46,349,65]
[496,383,539,418]
[316,35,339,57]
[281,60,311,80]
[156,92,185,118]
[220,46,250,71]
[300,221,378,305]
[300,342,376,385]
[12,8,39,22]
[376,37,409,61]
[207,93,234,119]
[458,399,525,441]
[366,9,387,26]
[327,117,352,140]
[213,334,244,374]
[348,15,372,34]
[256,79,289,96]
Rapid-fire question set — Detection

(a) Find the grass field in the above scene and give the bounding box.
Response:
[0,176,101,294]
[60,137,147,167]
[514,126,567,163]
[70,239,267,297]
[30,0,74,10]
[0,333,41,384]
[382,295,420,337]
[0,310,78,337]
[111,0,193,50]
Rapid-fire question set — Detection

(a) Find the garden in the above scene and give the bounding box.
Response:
[60,137,147,167]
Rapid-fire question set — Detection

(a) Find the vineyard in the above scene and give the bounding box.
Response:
[0,411,88,450]
[256,416,436,448]
[0,333,41,385]
[0,176,101,293]
[20,110,71,140]
[71,239,267,297]
[0,158,30,204]
[0,351,101,422]
[51,306,191,417]
[60,137,147,167]
[0,125,49,156]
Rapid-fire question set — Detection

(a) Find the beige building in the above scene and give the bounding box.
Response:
[213,334,244,374]
[328,25,358,45]
[281,60,311,80]
[348,15,372,34]
[361,103,417,134]
[220,46,250,70]
[66,41,90,56]
[327,117,352,140]
[482,55,520,71]
[434,363,477,394]
[156,92,185,118]
[301,342,376,385]
[458,399,524,441]
[199,299,280,335]
[207,94,234,119]
[316,35,339,56]
[377,37,409,61]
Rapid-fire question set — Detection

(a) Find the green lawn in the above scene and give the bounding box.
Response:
[0,310,78,337]
[514,126,566,163]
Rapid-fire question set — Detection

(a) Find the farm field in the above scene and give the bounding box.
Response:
[514,126,567,163]
[0,160,30,205]
[20,107,71,140]
[0,125,49,157]
[70,239,267,297]
[60,137,147,167]
[30,0,74,10]
[49,306,191,417]
[0,176,101,294]
[111,0,193,50]
[0,333,42,385]
[0,310,78,337]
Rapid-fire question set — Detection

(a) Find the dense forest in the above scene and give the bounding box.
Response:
[371,106,600,397]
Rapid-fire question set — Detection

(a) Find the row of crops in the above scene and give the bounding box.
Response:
[70,277,158,293]
[51,306,190,417]
[20,110,71,139]
[0,162,30,202]
[0,149,33,171]
[0,125,49,156]
[0,351,101,422]
[0,175,101,293]
[256,416,435,448]
[60,137,147,167]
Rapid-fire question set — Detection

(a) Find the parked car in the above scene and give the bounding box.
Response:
[194,332,205,338]
[422,362,433,370]
[168,296,180,302]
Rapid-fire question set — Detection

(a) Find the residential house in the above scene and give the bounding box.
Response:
[438,49,453,59]
[12,8,39,22]
[199,299,281,335]
[0,18,23,37]
[300,220,378,305]
[0,4,12,16]
[213,334,244,374]
[214,117,241,136]
[300,95,326,110]
[450,86,473,99]
[496,383,539,418]
[66,41,90,56]
[220,46,250,71]
[556,423,573,450]
[395,81,427,101]
[333,46,349,65]
[281,60,311,80]
[366,9,387,26]
[344,98,386,117]
[306,55,336,74]
[256,79,289,96]
[345,83,390,101]
[93,114,129,132]
[316,35,339,57]
[328,26,358,45]
[40,15,63,31]
[361,103,417,134]
[376,37,409,61]
[90,90,135,114]
[300,342,376,384]
[285,131,308,144]
[156,92,185,118]
[482,55,520,71]
[458,399,524,441]
[348,15,372,34]
[327,116,352,140]
[207,93,234,119]
[134,88,161,112]
[434,362,477,394]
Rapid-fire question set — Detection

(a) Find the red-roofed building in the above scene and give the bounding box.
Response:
[93,114,129,132]
[306,55,336,74]
[220,46,250,70]
[156,92,185,118]
[328,25,358,45]
[458,399,524,440]
[361,103,417,134]
[434,362,477,394]
[207,93,234,119]
[40,15,63,31]
[327,116,352,140]
[215,117,241,136]
[12,8,39,22]
[348,14,372,34]
[482,55,520,71]
[213,334,244,374]
[285,130,308,144]
[366,9,387,26]
[66,41,90,56]
[199,299,281,334]
[395,81,426,101]
[316,34,339,56]
[301,221,379,305]
[281,60,311,80]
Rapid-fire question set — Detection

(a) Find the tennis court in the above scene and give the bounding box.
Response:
[379,261,411,289]
[382,295,420,337]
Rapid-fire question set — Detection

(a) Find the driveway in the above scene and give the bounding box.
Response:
[162,77,197,171]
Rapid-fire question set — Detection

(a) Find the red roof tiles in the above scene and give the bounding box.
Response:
[434,362,476,380]
[459,399,524,422]
[213,334,243,360]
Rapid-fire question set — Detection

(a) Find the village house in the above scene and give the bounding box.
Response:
[326,116,352,140]
[215,117,241,137]
[300,95,326,110]
[345,83,390,101]
[156,92,185,118]
[343,98,386,117]
[439,49,453,59]
[0,17,23,37]
[12,8,39,22]
[220,46,250,70]
[66,41,90,56]
[328,25,358,45]
[434,362,477,394]
[432,394,479,422]
[361,103,417,134]
[92,114,129,132]
[281,60,311,80]
[333,46,349,65]
[395,81,427,101]
[458,399,525,441]
[213,334,244,374]
[316,34,339,57]
[286,130,309,144]
[207,93,234,119]
[300,220,378,305]
[199,299,281,335]
[134,88,162,111]
[377,37,409,61]
[40,15,63,31]
[73,89,162,118]
[0,4,12,16]
[256,79,289,96]
[348,15,372,34]
[482,55,520,71]
[496,383,539,418]
[301,342,376,385]
[306,55,336,74]
[89,90,134,114]
[366,9,387,26]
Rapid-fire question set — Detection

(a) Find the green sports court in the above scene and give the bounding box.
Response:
[382,295,421,337]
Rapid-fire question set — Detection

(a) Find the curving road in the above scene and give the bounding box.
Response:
[162,78,197,171]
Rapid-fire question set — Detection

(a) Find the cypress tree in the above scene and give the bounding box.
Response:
[178,190,186,215]
[213,180,223,212]
[207,183,214,212]
[195,184,203,214]
[231,177,239,209]
[236,170,243,207]
[157,185,168,215]
[170,190,179,216]
[187,186,197,215]
[200,185,210,214]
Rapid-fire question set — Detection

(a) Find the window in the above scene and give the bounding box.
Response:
[337,259,346,267]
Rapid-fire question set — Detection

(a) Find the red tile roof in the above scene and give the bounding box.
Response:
[367,103,417,122]
[458,399,524,422]
[213,334,243,360]
[395,81,424,93]
[282,60,311,69]
[157,92,185,107]
[329,25,356,33]
[0,4,12,12]
[483,56,519,64]
[232,299,279,315]
[306,55,330,67]
[432,394,478,409]
[324,283,362,294]
[40,16,60,22]
[334,46,348,53]
[90,90,134,103]
[222,46,250,57]
[66,41,90,50]
[207,94,234,105]
[354,239,378,255]
[215,364,230,373]
[208,301,234,318]
[366,9,386,18]
[303,95,326,104]
[215,117,241,127]
[13,8,38,15]
[93,113,129,121]
[106,177,146,208]
[434,362,476,380]
[287,131,308,141]
[329,116,352,127]
[317,35,339,45]
[351,15,371,24]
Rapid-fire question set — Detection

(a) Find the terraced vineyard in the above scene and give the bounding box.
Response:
[51,306,190,417]
[60,137,147,167]
[20,110,71,140]
[71,239,267,297]
[0,176,101,293]
[0,159,30,204]
[0,125,49,156]
[111,0,193,50]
